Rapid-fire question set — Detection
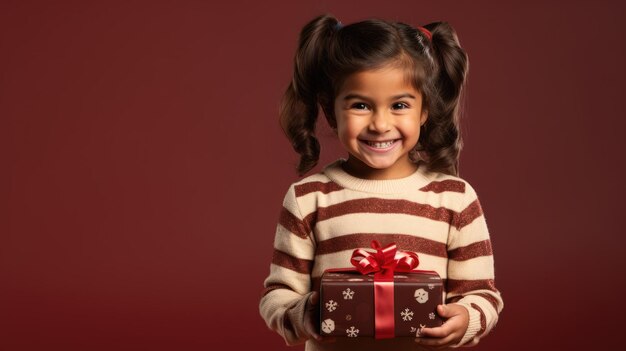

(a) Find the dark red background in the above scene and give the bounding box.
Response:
[2,1,625,350]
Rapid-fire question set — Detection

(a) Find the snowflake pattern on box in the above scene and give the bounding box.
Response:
[342,288,354,300]
[410,325,427,337]
[325,300,338,312]
[401,308,414,321]
[321,319,335,334]
[429,312,436,320]
[428,283,435,290]
[346,326,359,337]
[414,288,429,304]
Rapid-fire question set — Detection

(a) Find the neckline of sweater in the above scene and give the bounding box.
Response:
[322,158,433,194]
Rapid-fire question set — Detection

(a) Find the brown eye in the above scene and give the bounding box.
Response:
[351,102,369,110]
[392,102,409,110]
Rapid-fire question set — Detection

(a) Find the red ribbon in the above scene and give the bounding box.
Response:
[350,240,420,339]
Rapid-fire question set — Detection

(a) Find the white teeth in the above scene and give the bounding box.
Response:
[366,140,395,148]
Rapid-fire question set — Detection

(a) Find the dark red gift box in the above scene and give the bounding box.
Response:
[319,241,444,339]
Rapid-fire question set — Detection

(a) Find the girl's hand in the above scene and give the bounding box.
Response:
[303,292,322,341]
[415,304,469,350]
[303,292,336,343]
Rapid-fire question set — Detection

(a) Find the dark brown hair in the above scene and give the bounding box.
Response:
[279,14,469,177]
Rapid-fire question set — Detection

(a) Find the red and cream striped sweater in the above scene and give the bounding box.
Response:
[259,159,503,350]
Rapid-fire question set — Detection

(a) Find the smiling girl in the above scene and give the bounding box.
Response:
[259,14,503,351]
[334,65,428,180]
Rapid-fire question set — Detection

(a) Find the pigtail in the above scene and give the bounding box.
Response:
[279,14,340,176]
[418,22,469,177]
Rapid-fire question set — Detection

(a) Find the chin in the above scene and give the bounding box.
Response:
[363,160,397,170]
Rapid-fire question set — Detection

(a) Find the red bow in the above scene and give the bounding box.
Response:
[350,240,420,279]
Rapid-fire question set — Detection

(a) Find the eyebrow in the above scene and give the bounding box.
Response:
[343,93,417,101]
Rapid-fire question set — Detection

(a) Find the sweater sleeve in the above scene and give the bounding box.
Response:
[259,184,316,346]
[445,182,504,347]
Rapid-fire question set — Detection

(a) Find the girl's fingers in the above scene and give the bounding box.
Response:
[305,292,336,344]
[304,318,322,341]
[309,291,319,307]
[304,292,322,341]
[419,324,452,338]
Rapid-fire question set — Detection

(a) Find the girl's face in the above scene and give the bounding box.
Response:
[333,65,428,180]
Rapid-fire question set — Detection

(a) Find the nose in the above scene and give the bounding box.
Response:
[369,110,391,133]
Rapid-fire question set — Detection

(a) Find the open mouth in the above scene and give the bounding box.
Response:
[360,139,400,149]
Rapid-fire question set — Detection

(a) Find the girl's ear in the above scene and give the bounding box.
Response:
[420,109,429,126]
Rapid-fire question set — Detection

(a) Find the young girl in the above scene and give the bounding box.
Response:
[259,14,503,351]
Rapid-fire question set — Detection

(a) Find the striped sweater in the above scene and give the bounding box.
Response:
[259,159,503,350]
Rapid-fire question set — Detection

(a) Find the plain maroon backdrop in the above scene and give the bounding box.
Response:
[2,0,625,350]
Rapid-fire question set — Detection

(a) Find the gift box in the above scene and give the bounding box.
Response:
[319,241,444,339]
